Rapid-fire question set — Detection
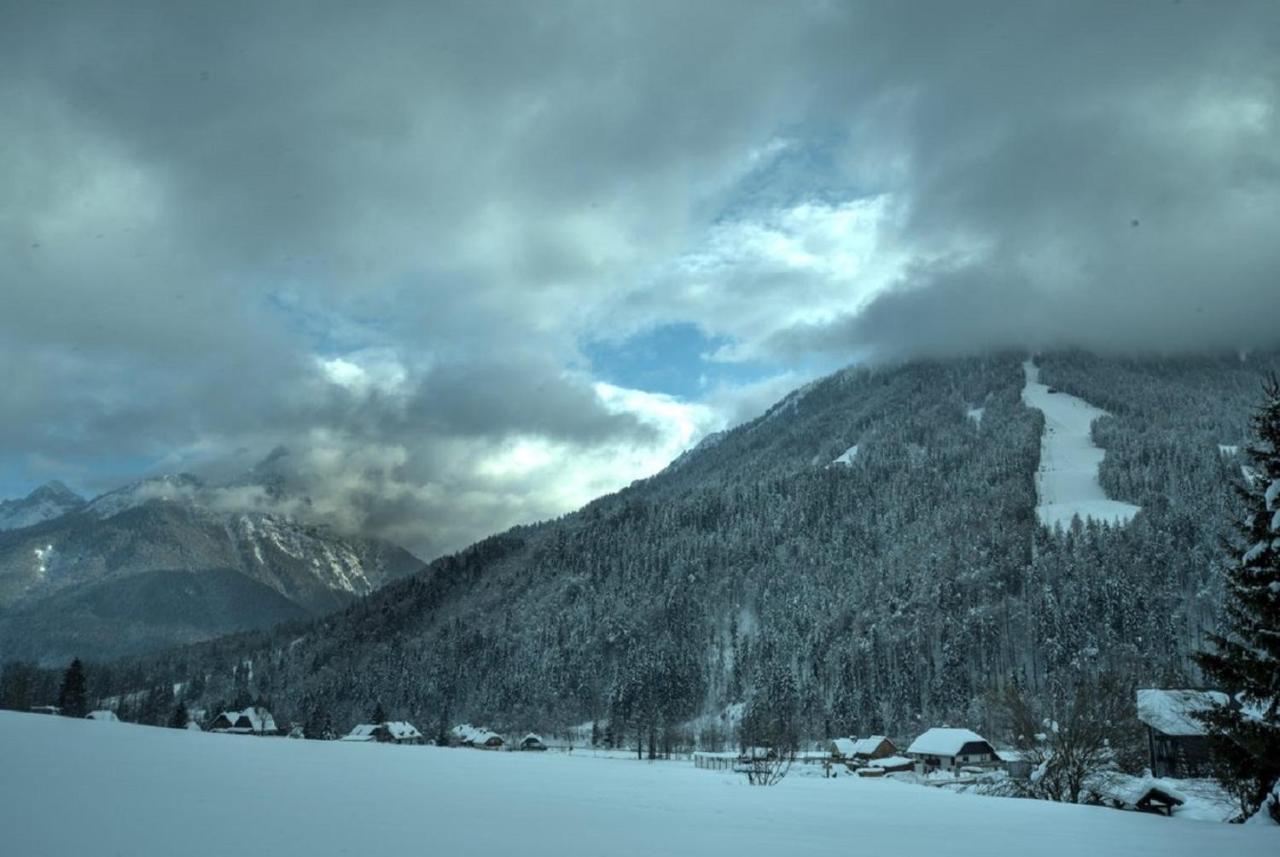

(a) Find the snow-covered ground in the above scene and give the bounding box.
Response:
[1022,360,1141,528]
[2,713,1274,857]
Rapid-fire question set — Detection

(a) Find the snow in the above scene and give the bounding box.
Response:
[831,445,859,466]
[1022,361,1141,529]
[1,712,1274,857]
[967,406,986,425]
[1267,479,1280,511]
[1136,689,1228,737]
[1218,444,1240,457]
[906,728,990,757]
[85,710,119,722]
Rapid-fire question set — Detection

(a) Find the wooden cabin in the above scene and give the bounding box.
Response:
[520,733,547,751]
[906,728,998,772]
[209,706,278,735]
[1135,689,1225,778]
[449,723,505,749]
[342,721,425,745]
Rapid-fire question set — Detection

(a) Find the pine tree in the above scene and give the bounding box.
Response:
[1195,374,1280,822]
[57,658,88,718]
[370,701,387,724]
[169,703,189,729]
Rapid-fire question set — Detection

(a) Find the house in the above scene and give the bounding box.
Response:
[342,721,425,745]
[520,733,547,751]
[209,706,278,735]
[1135,689,1226,778]
[827,738,858,760]
[906,728,999,772]
[449,723,505,749]
[850,735,897,762]
[86,710,119,722]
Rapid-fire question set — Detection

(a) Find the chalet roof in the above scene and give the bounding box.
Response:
[1136,689,1227,737]
[385,721,422,740]
[906,728,992,757]
[215,705,276,733]
[829,738,857,756]
[450,723,502,744]
[342,724,380,742]
[851,736,890,756]
[86,710,119,722]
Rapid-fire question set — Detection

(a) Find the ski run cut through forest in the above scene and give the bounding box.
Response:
[1,712,1275,857]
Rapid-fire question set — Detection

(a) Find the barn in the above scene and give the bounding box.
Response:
[906,728,998,772]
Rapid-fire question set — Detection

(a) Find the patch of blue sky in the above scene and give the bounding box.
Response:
[582,323,774,400]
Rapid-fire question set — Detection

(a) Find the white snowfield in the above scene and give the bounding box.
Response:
[1,713,1275,857]
[1022,360,1141,529]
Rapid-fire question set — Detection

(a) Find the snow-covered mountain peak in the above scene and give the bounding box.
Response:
[0,481,87,531]
[84,473,206,520]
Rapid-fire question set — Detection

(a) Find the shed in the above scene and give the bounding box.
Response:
[906,728,998,771]
[86,710,119,722]
[521,733,547,751]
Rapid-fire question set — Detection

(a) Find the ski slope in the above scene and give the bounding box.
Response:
[1022,360,1141,529]
[2,712,1274,857]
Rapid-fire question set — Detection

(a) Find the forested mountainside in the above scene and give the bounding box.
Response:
[0,475,423,663]
[74,351,1279,743]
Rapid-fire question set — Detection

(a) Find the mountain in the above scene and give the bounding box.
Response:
[60,351,1280,740]
[0,481,85,531]
[0,473,423,664]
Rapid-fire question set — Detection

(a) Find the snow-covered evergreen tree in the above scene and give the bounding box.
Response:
[1196,374,1280,822]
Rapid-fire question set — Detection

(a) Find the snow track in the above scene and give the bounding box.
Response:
[1022,360,1140,529]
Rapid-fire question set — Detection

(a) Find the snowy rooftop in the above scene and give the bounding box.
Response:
[86,710,119,722]
[906,728,991,757]
[1136,689,1227,737]
[851,736,890,756]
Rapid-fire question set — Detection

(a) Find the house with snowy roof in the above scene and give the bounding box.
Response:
[449,723,505,749]
[520,733,547,751]
[342,721,425,745]
[86,710,119,722]
[209,706,278,735]
[1135,689,1226,778]
[906,728,998,772]
[827,735,898,763]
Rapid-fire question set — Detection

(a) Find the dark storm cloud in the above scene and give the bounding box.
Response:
[3,0,1278,554]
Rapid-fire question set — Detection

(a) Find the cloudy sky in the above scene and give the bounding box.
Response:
[3,1,1278,558]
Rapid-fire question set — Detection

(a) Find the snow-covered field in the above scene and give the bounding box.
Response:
[1022,360,1141,528]
[2,713,1274,857]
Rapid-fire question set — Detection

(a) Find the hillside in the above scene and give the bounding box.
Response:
[86,351,1278,739]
